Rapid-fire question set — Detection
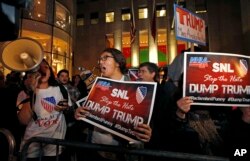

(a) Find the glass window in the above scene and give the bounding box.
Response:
[52,27,70,74]
[55,2,71,32]
[53,28,70,57]
[121,8,130,21]
[90,12,99,24]
[21,19,53,53]
[77,18,84,26]
[44,52,52,65]
[22,0,53,24]
[77,14,84,26]
[106,12,114,23]
[52,54,65,75]
[138,7,148,19]
[156,5,166,17]
[66,56,72,78]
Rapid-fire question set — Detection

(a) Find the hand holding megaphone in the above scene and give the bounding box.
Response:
[26,59,51,91]
[26,72,41,92]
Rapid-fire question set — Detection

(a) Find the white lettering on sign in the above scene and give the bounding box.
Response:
[111,88,129,100]
[212,63,234,73]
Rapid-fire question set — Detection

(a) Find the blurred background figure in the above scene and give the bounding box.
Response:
[159,66,168,85]
[72,74,88,100]
[57,69,80,106]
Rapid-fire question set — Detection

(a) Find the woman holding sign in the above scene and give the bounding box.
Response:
[75,48,152,161]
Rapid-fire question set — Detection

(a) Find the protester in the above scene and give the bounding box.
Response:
[137,62,168,151]
[137,62,160,140]
[74,48,152,161]
[17,59,72,161]
[72,74,88,99]
[57,69,88,161]
[16,72,35,152]
[57,69,81,106]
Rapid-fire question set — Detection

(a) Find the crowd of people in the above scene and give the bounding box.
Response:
[0,48,250,161]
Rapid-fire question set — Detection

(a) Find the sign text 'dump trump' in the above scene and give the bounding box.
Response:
[79,77,157,142]
[183,52,250,107]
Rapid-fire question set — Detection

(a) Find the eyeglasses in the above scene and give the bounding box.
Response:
[98,55,114,62]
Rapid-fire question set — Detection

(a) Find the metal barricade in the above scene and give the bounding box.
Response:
[0,128,16,161]
[20,137,229,161]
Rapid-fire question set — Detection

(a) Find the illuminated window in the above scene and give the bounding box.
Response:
[77,14,84,26]
[138,7,148,19]
[106,12,114,23]
[21,19,52,53]
[52,27,70,72]
[55,2,71,32]
[22,0,53,23]
[156,5,166,17]
[121,8,130,21]
[90,12,99,24]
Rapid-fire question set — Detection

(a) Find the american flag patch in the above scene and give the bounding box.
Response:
[136,86,147,104]
[41,97,56,113]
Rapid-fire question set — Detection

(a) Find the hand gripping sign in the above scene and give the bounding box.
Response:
[77,77,157,142]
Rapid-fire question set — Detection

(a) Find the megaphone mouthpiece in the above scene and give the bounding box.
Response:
[20,52,36,68]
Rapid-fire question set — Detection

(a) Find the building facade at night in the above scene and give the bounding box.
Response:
[1,0,250,77]
[74,0,250,75]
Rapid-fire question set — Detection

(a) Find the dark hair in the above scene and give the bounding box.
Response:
[102,48,127,74]
[72,74,88,99]
[139,62,159,82]
[5,71,21,85]
[162,66,168,80]
[41,59,58,86]
[57,69,69,78]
